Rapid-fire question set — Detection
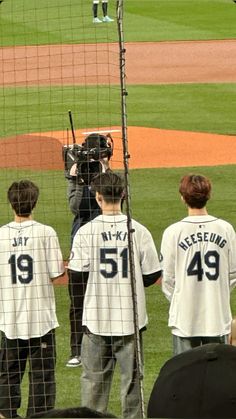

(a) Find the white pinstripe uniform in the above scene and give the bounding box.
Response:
[0,220,64,339]
[0,219,64,417]
[69,214,161,335]
[161,215,236,339]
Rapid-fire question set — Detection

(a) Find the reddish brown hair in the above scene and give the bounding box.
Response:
[179,174,211,209]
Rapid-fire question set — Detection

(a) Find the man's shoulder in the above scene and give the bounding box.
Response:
[131,218,154,237]
[216,217,234,227]
[0,223,11,235]
[75,218,94,235]
[131,218,146,230]
[163,215,235,236]
[0,221,57,241]
[30,221,57,236]
[163,220,183,234]
[197,215,235,232]
[215,217,236,234]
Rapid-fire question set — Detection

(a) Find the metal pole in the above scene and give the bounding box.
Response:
[116,1,145,417]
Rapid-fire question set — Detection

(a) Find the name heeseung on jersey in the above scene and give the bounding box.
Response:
[68,214,161,336]
[0,220,64,340]
[161,215,236,337]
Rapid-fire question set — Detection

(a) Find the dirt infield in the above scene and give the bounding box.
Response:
[1,39,236,170]
[1,40,236,85]
[1,127,236,170]
[1,39,234,285]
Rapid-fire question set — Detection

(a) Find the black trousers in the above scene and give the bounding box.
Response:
[68,272,87,358]
[0,330,56,418]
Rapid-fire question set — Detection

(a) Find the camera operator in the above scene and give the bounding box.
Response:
[64,133,113,368]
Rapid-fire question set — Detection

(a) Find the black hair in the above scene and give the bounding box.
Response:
[91,171,124,203]
[83,133,112,160]
[83,133,108,150]
[8,180,39,217]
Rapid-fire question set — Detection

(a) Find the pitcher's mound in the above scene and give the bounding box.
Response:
[0,127,236,170]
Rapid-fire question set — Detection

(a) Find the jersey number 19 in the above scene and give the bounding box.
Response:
[8,254,33,284]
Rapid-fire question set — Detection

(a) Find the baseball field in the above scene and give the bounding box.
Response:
[1,0,236,416]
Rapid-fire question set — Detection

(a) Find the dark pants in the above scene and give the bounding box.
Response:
[0,330,56,418]
[173,334,228,356]
[69,209,98,358]
[68,274,87,357]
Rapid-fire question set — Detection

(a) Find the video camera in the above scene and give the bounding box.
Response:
[62,133,113,181]
[62,111,114,183]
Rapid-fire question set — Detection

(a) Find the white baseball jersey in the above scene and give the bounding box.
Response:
[0,220,64,339]
[161,215,236,337]
[68,214,160,336]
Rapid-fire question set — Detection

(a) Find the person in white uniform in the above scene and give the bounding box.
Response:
[0,180,64,418]
[161,174,236,355]
[68,171,161,418]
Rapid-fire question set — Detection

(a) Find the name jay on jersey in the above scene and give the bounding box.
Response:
[179,231,226,251]
[12,237,29,247]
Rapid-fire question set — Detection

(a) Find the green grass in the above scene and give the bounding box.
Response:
[127,84,236,135]
[1,0,236,46]
[0,0,119,46]
[124,0,236,42]
[1,83,236,137]
[0,85,121,137]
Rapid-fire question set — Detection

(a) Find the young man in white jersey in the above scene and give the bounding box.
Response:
[161,174,236,356]
[68,171,161,418]
[0,180,64,418]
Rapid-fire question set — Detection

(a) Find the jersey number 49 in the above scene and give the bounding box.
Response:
[187,250,219,281]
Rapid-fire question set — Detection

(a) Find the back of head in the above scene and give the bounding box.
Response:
[80,133,113,185]
[179,174,211,209]
[83,133,113,160]
[91,171,124,203]
[8,179,39,217]
[147,343,236,418]
[83,133,107,149]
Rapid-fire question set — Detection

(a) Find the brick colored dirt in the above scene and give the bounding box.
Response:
[1,40,236,170]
